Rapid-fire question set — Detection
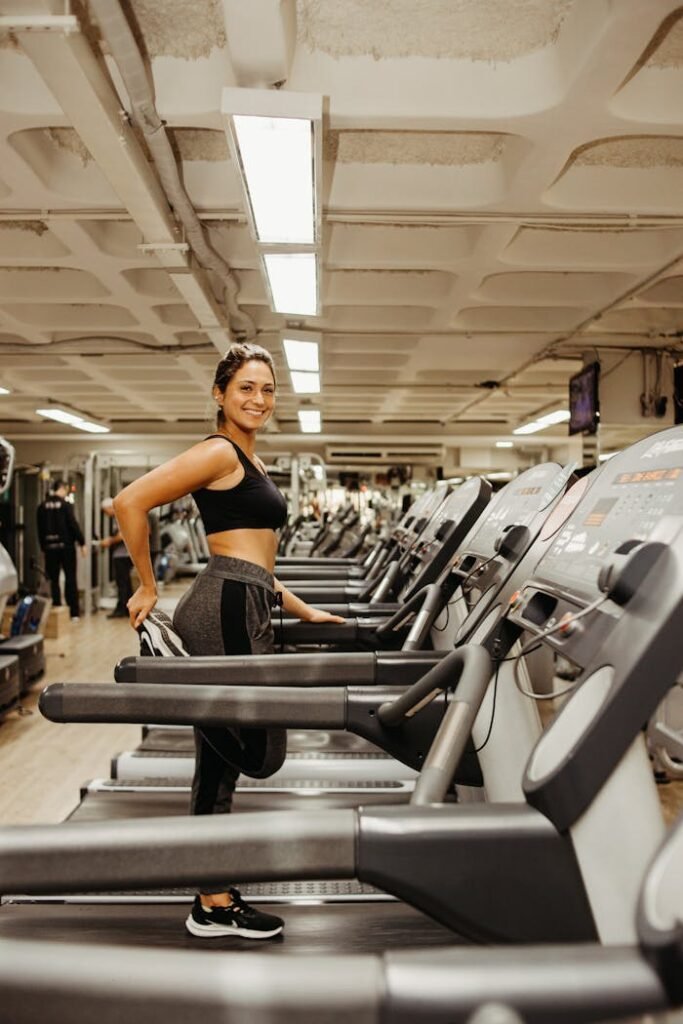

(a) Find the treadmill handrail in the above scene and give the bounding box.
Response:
[0,939,669,1024]
[378,645,491,727]
[373,582,435,639]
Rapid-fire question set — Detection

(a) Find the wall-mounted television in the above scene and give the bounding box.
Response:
[569,362,600,436]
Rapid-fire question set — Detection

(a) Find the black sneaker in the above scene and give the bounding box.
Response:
[185,890,284,940]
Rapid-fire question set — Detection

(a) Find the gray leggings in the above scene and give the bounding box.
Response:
[173,556,287,821]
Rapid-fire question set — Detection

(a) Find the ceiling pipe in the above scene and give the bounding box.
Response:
[89,0,255,342]
[11,12,235,352]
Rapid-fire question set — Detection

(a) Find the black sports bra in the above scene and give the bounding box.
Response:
[192,435,288,536]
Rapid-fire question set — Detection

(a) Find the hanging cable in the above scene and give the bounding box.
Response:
[431,553,498,632]
[511,593,608,701]
[89,0,256,340]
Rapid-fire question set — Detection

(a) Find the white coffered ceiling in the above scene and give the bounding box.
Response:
[0,0,682,473]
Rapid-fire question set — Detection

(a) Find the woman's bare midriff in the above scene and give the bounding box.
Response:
[207,528,278,573]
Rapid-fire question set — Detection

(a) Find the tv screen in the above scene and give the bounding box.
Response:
[569,362,600,436]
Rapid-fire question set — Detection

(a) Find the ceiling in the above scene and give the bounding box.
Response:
[0,0,682,475]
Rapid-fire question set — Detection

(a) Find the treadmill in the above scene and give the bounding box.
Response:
[274,487,442,579]
[275,462,574,649]
[11,463,575,834]
[290,505,361,562]
[101,481,491,799]
[0,814,681,1022]
[109,461,578,792]
[5,426,683,970]
[275,479,489,607]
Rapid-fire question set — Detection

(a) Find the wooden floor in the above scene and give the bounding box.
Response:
[0,606,144,826]
[0,587,682,827]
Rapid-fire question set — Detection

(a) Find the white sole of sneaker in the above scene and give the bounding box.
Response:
[185,915,283,940]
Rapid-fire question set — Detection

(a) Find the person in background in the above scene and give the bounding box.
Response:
[112,341,344,943]
[36,479,86,621]
[100,497,133,619]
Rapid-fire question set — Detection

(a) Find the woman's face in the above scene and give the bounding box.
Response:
[216,359,276,433]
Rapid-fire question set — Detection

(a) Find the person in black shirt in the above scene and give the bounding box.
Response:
[36,479,86,621]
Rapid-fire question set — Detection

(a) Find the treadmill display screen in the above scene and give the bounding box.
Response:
[464,463,571,559]
[533,431,683,602]
[614,468,682,485]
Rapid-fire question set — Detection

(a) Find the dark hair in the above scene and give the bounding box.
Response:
[213,342,276,429]
[50,479,67,492]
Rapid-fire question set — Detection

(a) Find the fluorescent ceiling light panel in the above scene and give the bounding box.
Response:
[536,409,570,428]
[513,421,542,435]
[74,421,111,434]
[495,441,513,448]
[290,371,320,394]
[233,115,314,244]
[36,408,83,425]
[222,88,322,246]
[283,337,319,372]
[513,409,570,435]
[0,386,9,395]
[36,407,110,433]
[264,253,318,316]
[298,409,321,433]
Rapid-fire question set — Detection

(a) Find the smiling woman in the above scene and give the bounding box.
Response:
[111,341,343,943]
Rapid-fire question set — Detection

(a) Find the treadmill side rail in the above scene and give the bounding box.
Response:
[383,945,669,1024]
[115,650,446,688]
[0,809,358,894]
[0,940,384,1024]
[0,939,670,1024]
[115,651,377,685]
[358,804,596,944]
[40,683,348,728]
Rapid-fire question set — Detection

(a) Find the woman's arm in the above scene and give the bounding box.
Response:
[113,440,238,626]
[273,577,345,624]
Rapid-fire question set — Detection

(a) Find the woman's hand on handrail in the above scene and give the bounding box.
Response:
[305,607,346,624]
[126,584,158,629]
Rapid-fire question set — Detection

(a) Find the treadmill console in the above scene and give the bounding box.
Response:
[396,488,447,553]
[512,427,683,829]
[450,462,574,616]
[510,432,683,666]
[400,477,491,600]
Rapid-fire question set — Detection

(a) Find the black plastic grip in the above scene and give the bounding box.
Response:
[373,585,431,639]
[377,645,492,727]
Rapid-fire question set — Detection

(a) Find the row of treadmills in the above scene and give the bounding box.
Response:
[1,427,682,1023]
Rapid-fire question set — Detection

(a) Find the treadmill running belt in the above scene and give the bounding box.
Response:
[140,728,383,756]
[3,880,389,904]
[0,902,461,955]
[95,777,407,790]
[68,788,415,822]
[128,749,393,762]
